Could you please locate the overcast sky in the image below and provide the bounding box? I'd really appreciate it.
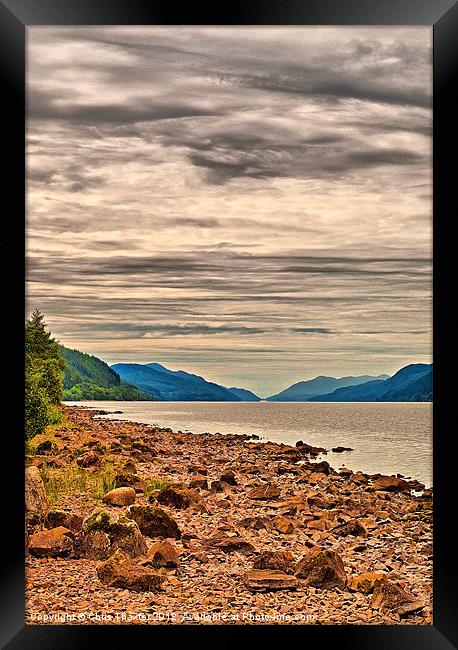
[26,27,432,397]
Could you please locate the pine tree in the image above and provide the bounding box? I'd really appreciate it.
[25,309,66,438]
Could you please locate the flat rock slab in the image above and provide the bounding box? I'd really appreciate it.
[247,484,281,500]
[29,526,73,558]
[243,569,299,591]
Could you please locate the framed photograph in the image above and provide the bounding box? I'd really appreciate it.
[1,0,456,646]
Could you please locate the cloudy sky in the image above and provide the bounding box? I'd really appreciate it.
[26,27,432,397]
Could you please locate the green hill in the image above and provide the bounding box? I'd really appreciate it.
[60,346,160,401]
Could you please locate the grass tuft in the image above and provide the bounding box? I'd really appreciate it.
[40,459,117,504]
[144,477,174,498]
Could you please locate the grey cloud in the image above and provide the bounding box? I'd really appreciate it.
[29,88,224,125]
[228,71,431,109]
[346,149,422,167]
[292,328,333,334]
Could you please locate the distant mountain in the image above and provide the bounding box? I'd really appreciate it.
[112,362,242,402]
[60,346,157,401]
[267,374,389,402]
[227,387,261,402]
[308,364,432,402]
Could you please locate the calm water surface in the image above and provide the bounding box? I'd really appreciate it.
[66,401,432,488]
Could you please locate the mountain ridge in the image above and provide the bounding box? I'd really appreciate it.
[307,363,432,402]
[112,362,242,402]
[267,373,389,402]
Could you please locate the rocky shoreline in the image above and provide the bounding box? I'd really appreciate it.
[25,406,432,625]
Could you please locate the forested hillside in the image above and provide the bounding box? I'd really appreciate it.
[61,346,157,401]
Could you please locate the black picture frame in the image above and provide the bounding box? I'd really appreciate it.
[1,0,455,646]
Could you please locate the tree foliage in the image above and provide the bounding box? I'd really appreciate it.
[25,309,66,439]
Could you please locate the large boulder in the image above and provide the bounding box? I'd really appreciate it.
[25,466,48,526]
[156,485,200,509]
[372,476,411,492]
[253,550,295,574]
[127,504,181,539]
[74,509,147,559]
[295,547,347,589]
[243,570,298,591]
[371,576,425,616]
[45,509,83,533]
[247,484,281,500]
[73,530,111,560]
[103,487,136,507]
[96,549,166,592]
[28,526,73,557]
[142,541,179,569]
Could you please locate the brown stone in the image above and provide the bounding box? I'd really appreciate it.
[28,526,73,558]
[334,519,367,537]
[295,547,347,589]
[243,570,298,591]
[351,472,369,484]
[208,533,256,554]
[96,548,166,592]
[103,487,136,506]
[309,460,332,475]
[35,439,58,455]
[45,510,83,533]
[371,576,423,615]
[220,470,238,486]
[189,475,208,490]
[350,572,386,594]
[127,504,181,539]
[253,550,295,574]
[247,484,281,500]
[73,530,111,560]
[188,465,208,475]
[25,466,48,525]
[142,541,179,568]
[239,516,272,531]
[210,480,226,493]
[372,476,411,492]
[76,451,100,467]
[131,439,156,454]
[273,515,295,534]
[307,517,330,531]
[156,485,199,509]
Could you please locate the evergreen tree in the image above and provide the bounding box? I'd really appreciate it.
[25,309,66,438]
